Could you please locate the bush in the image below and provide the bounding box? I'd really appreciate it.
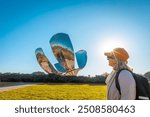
[0,73,106,84]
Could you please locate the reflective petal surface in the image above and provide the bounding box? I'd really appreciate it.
[54,63,67,73]
[35,48,57,74]
[50,33,75,70]
[75,50,87,69]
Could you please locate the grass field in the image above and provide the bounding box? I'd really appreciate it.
[0,83,107,100]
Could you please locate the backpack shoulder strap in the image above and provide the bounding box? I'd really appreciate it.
[115,69,122,95]
[115,69,130,95]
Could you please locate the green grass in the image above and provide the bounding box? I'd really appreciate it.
[0,84,107,100]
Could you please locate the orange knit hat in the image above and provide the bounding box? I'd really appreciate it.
[104,47,129,62]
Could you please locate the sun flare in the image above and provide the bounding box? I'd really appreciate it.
[99,36,128,56]
[102,40,124,52]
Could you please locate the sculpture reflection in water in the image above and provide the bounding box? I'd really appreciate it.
[35,33,87,76]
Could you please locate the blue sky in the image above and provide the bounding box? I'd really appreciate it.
[0,0,150,76]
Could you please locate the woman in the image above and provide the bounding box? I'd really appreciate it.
[104,47,136,100]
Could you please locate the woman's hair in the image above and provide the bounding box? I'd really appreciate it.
[113,52,133,72]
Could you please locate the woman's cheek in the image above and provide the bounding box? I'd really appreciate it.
[109,60,116,66]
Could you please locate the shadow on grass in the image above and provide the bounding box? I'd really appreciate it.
[37,82,106,86]
[0,82,106,88]
[0,82,43,88]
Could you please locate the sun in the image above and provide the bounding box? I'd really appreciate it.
[101,40,124,52]
[99,36,128,56]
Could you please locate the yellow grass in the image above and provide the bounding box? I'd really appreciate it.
[0,84,107,100]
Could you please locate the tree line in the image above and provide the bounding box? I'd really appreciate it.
[0,72,106,84]
[0,71,149,84]
[144,71,150,81]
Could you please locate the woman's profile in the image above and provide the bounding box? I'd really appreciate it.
[104,47,136,100]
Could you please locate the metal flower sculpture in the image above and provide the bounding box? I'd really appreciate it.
[35,33,87,76]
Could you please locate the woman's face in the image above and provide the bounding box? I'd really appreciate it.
[107,55,117,67]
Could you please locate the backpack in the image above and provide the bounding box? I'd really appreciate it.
[115,69,150,100]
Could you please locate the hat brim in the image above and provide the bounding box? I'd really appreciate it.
[104,52,112,57]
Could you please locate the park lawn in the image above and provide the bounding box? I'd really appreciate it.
[0,84,107,100]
